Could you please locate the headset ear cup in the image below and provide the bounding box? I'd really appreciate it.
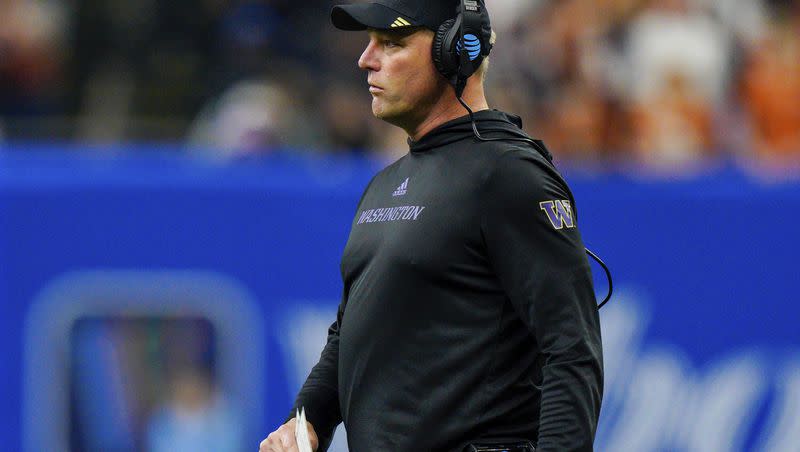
[432,18,457,81]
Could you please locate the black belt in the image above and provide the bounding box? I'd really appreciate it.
[462,438,535,452]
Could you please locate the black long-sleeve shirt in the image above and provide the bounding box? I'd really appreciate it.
[290,110,603,451]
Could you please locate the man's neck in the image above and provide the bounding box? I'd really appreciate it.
[407,87,489,141]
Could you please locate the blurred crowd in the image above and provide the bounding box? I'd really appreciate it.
[1,0,799,166]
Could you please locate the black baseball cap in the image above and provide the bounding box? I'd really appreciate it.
[331,0,458,32]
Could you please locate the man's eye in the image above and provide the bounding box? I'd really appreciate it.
[383,40,400,48]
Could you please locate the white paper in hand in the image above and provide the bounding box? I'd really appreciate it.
[295,407,313,452]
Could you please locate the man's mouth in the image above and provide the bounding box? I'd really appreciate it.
[368,83,384,94]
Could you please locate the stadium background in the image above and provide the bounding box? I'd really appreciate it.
[1,0,799,451]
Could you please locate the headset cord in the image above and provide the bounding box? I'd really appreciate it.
[457,95,613,309]
[457,96,554,161]
[586,247,613,309]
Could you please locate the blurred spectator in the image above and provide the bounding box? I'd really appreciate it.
[620,0,729,165]
[625,0,731,104]
[146,368,242,452]
[629,70,714,165]
[740,16,800,158]
[69,316,224,452]
[186,78,322,157]
[0,0,70,120]
[546,80,609,163]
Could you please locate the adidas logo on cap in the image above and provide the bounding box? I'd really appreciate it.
[390,16,412,28]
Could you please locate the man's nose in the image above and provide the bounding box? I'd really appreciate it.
[358,40,380,71]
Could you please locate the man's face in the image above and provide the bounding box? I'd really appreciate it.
[358,28,449,128]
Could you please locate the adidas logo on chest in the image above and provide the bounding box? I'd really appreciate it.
[392,177,409,197]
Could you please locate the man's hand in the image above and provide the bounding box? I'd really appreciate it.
[259,418,319,452]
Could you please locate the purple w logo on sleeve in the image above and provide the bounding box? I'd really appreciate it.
[539,200,575,229]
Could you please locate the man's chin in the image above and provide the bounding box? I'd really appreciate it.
[372,105,395,122]
[372,102,405,125]
[371,99,386,118]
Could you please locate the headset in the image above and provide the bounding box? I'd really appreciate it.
[431,0,613,309]
[432,0,492,99]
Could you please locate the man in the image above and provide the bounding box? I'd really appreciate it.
[260,1,603,451]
